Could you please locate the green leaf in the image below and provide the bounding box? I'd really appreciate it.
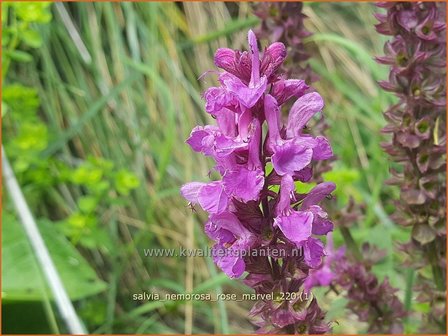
[4,49,33,63]
[67,212,96,229]
[72,166,103,186]
[2,84,40,118]
[21,28,42,48]
[114,169,140,195]
[2,212,107,301]
[78,196,98,213]
[13,2,52,23]
[13,122,48,151]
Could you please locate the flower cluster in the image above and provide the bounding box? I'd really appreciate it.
[181,30,335,333]
[375,2,446,247]
[375,2,446,331]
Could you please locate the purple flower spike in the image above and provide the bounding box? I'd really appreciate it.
[181,29,336,333]
[375,3,446,332]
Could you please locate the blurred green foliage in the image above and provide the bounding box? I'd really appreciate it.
[2,2,140,333]
[2,2,51,76]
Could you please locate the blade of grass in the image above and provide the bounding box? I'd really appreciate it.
[42,75,141,157]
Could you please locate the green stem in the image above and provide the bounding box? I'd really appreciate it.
[403,268,415,324]
[427,241,445,291]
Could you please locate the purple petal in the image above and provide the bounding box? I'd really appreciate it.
[214,133,247,157]
[271,79,309,105]
[248,29,260,85]
[308,205,333,235]
[222,73,267,108]
[293,166,313,182]
[312,217,333,236]
[286,92,324,138]
[264,94,281,143]
[261,42,287,77]
[304,263,334,291]
[197,182,229,214]
[216,108,237,137]
[301,182,336,209]
[276,174,295,214]
[180,182,206,203]
[247,118,262,168]
[214,48,236,72]
[397,9,419,31]
[274,211,313,245]
[187,125,247,159]
[223,167,264,202]
[301,237,325,268]
[205,219,234,243]
[312,136,333,160]
[186,126,213,152]
[204,86,236,114]
[237,107,253,141]
[271,309,296,329]
[272,141,313,176]
[210,212,247,237]
[206,212,246,242]
[212,244,246,278]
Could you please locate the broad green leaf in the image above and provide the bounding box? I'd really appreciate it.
[2,212,107,301]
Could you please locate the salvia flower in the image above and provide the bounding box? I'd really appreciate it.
[375,2,446,330]
[181,30,336,333]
